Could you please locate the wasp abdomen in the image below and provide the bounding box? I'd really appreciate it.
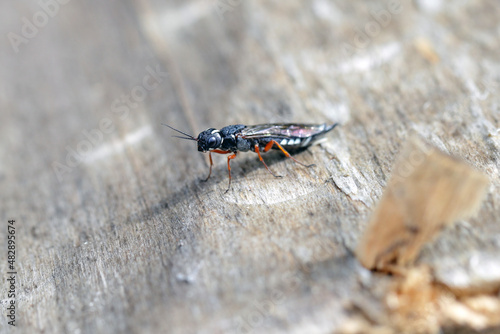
[279,137,310,147]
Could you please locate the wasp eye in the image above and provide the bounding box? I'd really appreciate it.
[207,136,218,148]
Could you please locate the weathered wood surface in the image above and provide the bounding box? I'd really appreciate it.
[1,0,499,333]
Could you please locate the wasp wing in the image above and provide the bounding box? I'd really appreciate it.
[241,123,334,139]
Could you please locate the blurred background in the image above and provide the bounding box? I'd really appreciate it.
[1,1,499,333]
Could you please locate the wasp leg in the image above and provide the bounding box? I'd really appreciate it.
[202,152,214,182]
[225,152,238,193]
[254,144,283,178]
[203,149,231,182]
[264,140,316,168]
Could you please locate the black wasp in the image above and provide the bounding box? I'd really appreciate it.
[163,123,338,192]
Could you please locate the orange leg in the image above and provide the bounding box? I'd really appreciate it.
[203,150,230,182]
[225,152,237,193]
[254,144,282,178]
[263,140,316,168]
[203,152,214,182]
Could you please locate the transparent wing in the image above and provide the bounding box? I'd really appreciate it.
[241,123,332,139]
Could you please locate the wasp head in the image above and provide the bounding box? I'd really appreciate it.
[162,124,223,153]
[197,128,222,152]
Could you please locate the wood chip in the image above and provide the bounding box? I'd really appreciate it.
[356,137,489,270]
[414,37,440,63]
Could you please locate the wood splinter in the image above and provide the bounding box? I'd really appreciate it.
[356,137,489,271]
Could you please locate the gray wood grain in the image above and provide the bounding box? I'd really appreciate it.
[1,0,499,333]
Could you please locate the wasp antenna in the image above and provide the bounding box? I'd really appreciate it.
[162,123,197,140]
[172,135,197,141]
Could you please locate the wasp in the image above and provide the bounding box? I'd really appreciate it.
[163,123,338,192]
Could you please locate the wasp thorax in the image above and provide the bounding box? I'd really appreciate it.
[197,128,222,152]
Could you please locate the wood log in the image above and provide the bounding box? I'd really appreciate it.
[1,1,499,333]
